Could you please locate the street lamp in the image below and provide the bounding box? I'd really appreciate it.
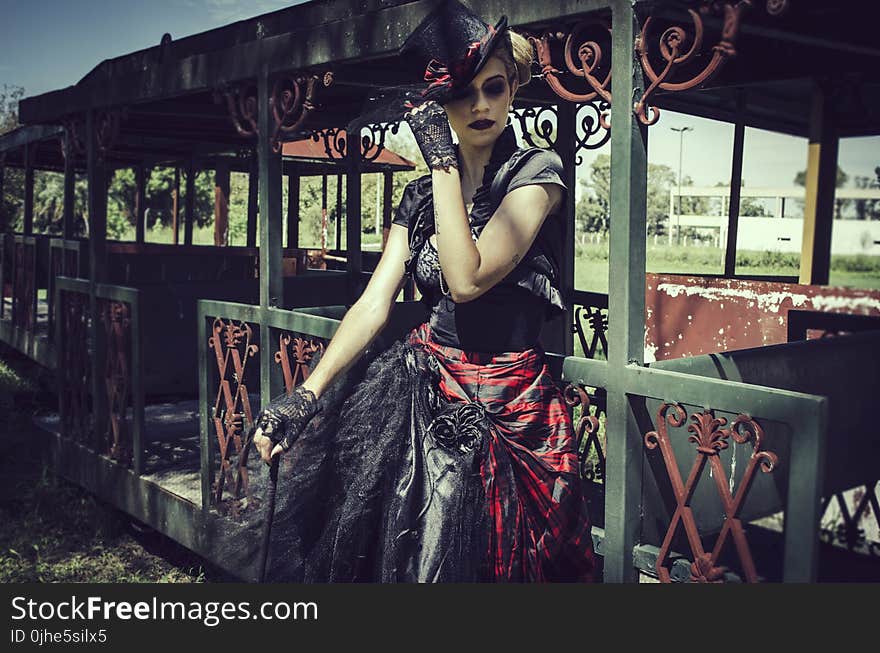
[670,126,693,245]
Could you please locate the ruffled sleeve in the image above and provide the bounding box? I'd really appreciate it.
[392,176,431,229]
[504,148,567,196]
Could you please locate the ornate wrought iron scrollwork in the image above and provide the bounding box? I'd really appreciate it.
[271,73,334,151]
[512,105,559,149]
[573,304,608,360]
[220,83,259,139]
[574,101,611,162]
[564,384,605,483]
[644,405,778,582]
[527,2,785,126]
[219,72,332,151]
[528,21,613,110]
[309,120,400,163]
[275,333,325,395]
[634,2,752,126]
[360,121,400,163]
[310,127,347,160]
[208,318,259,507]
[819,483,880,557]
[60,111,121,160]
[513,101,608,160]
[101,299,132,465]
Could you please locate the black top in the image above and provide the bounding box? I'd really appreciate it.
[392,126,566,352]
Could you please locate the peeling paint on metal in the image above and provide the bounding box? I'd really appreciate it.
[645,274,880,361]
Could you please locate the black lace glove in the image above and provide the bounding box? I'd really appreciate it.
[252,386,320,452]
[404,101,458,172]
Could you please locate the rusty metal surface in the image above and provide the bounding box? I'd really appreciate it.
[275,333,325,395]
[645,273,880,361]
[209,318,259,507]
[635,2,749,125]
[101,299,132,465]
[528,1,784,126]
[644,404,778,582]
[220,73,331,151]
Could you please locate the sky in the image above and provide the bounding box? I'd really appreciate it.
[2,0,878,192]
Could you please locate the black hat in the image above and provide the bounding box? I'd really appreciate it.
[401,0,509,103]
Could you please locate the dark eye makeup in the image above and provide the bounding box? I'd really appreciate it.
[483,79,507,97]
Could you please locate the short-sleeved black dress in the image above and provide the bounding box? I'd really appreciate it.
[245,125,595,583]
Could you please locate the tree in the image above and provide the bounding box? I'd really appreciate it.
[0,84,23,135]
[577,153,682,236]
[795,165,849,219]
[794,165,848,189]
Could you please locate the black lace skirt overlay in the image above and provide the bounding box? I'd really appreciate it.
[235,323,594,582]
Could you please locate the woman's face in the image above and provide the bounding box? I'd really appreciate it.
[443,55,516,149]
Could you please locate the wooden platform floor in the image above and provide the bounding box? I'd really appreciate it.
[36,398,203,506]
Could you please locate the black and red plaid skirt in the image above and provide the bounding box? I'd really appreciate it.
[250,322,595,582]
[408,323,595,582]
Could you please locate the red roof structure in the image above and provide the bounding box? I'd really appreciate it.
[281,131,416,168]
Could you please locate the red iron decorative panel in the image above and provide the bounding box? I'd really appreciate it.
[275,333,325,395]
[644,404,778,582]
[209,318,259,506]
[101,300,132,465]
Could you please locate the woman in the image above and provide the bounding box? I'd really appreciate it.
[249,0,594,582]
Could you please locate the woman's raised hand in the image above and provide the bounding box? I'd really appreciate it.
[404,101,458,172]
[251,386,320,464]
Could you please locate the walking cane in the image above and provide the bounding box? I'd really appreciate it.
[241,424,280,584]
[258,454,280,583]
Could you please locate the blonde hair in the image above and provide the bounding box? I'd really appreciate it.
[495,30,533,89]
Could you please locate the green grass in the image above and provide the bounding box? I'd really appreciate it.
[0,347,212,583]
[574,241,880,293]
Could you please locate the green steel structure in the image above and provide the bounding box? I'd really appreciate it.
[3,1,878,581]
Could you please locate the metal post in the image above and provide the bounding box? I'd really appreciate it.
[62,131,76,240]
[321,174,328,251]
[171,167,180,245]
[247,155,258,248]
[554,100,576,356]
[604,0,648,583]
[724,91,746,277]
[382,171,393,249]
[670,126,693,246]
[87,109,108,451]
[0,159,5,234]
[258,65,284,404]
[345,129,362,296]
[184,159,195,246]
[799,80,838,285]
[335,173,343,251]
[135,164,147,244]
[287,168,300,249]
[23,144,34,234]
[214,162,230,247]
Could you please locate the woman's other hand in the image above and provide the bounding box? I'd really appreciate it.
[251,386,320,464]
[252,432,284,463]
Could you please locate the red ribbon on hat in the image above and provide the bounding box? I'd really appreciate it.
[422,25,496,96]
